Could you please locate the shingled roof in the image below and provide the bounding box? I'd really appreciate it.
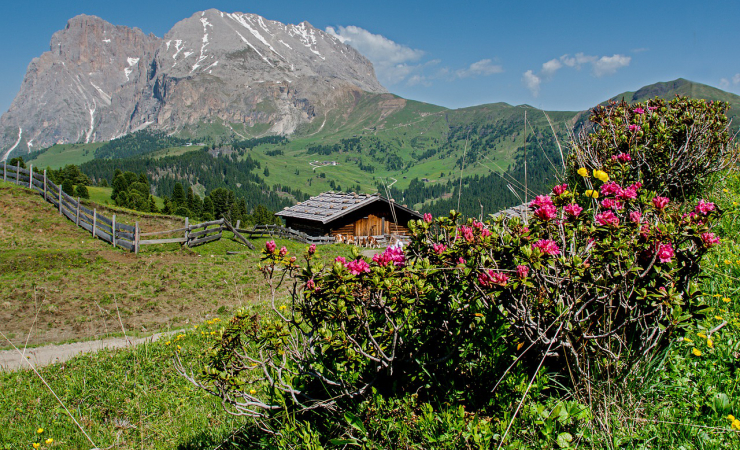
[276,192,422,224]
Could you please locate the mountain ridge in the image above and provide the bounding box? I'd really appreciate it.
[0,9,386,158]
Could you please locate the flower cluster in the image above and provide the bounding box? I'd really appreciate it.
[372,245,406,267]
[478,269,509,287]
[532,239,560,256]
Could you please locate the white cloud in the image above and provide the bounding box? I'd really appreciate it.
[522,70,541,97]
[720,74,740,90]
[455,59,503,78]
[523,52,631,97]
[593,54,631,77]
[327,25,502,87]
[540,58,563,77]
[326,25,424,85]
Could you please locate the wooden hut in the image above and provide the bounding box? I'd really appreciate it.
[275,192,423,238]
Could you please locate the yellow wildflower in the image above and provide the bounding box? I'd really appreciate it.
[728,414,736,421]
[723,297,731,303]
[714,294,722,298]
[683,337,693,343]
[37,428,43,434]
[715,316,724,321]
[517,342,524,351]
[474,313,483,317]
[45,438,53,444]
[707,339,714,349]
[697,332,707,338]
[733,419,740,431]
[593,169,609,182]
[584,189,599,199]
[279,305,287,310]
[692,348,702,356]
[577,167,589,177]
[249,388,257,395]
[723,189,729,193]
[33,444,40,449]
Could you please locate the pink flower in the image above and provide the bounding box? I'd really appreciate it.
[472,220,485,230]
[372,246,406,267]
[305,279,316,290]
[279,246,288,256]
[648,106,658,111]
[695,199,716,216]
[631,182,643,190]
[459,226,475,243]
[656,243,674,263]
[432,243,447,255]
[701,232,720,247]
[530,195,554,208]
[520,227,530,234]
[596,210,620,227]
[308,244,316,255]
[479,269,509,287]
[564,203,583,217]
[458,257,466,265]
[532,239,560,256]
[481,228,492,238]
[423,213,433,223]
[629,124,641,132]
[611,153,632,163]
[629,211,642,224]
[516,265,530,278]
[600,198,623,210]
[617,186,638,200]
[633,107,645,115]
[652,196,670,210]
[289,256,296,263]
[552,183,569,195]
[335,256,346,265]
[346,259,371,275]
[534,204,558,221]
[266,240,277,253]
[600,182,623,197]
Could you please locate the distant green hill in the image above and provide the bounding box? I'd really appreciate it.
[27,78,740,218]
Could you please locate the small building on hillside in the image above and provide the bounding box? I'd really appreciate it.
[276,192,423,238]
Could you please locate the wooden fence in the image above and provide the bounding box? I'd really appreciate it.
[2,161,139,252]
[0,161,256,252]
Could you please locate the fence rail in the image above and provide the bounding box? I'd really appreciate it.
[2,161,140,252]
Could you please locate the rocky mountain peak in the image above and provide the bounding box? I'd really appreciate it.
[0,9,386,159]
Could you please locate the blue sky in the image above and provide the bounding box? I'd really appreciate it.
[2,0,739,114]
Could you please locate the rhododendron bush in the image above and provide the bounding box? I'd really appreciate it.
[185,100,725,426]
[569,96,737,199]
[188,179,720,419]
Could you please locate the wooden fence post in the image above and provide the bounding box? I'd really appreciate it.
[112,214,117,248]
[3,160,6,182]
[184,217,189,246]
[58,185,62,214]
[134,222,140,254]
[92,209,97,239]
[43,170,47,201]
[28,165,33,189]
[236,219,240,229]
[16,164,20,186]
[75,198,80,227]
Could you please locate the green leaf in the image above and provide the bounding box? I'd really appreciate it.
[557,432,573,448]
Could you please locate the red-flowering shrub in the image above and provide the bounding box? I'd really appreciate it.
[569,96,737,199]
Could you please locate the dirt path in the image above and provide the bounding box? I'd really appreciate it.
[0,331,173,371]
